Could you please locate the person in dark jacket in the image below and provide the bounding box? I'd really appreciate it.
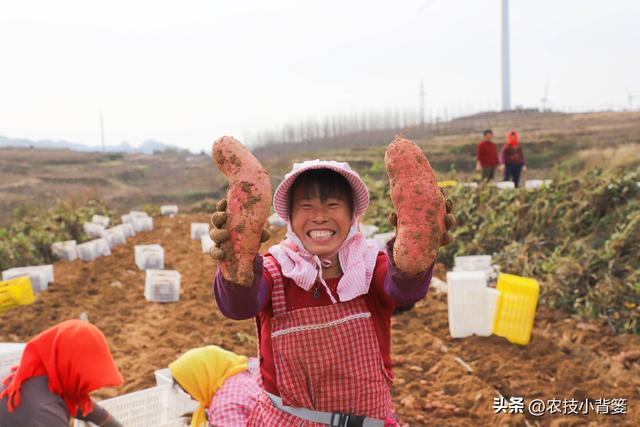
[500,129,527,187]
[476,129,500,182]
[0,320,124,427]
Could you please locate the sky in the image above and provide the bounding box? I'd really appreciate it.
[0,0,639,152]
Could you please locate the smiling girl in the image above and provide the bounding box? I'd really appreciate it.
[210,159,454,427]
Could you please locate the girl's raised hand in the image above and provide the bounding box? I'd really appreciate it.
[208,199,271,261]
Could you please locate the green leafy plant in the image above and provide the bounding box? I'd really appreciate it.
[0,200,114,271]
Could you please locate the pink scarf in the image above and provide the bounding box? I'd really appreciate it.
[268,224,379,303]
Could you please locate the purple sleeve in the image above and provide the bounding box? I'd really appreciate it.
[213,254,270,320]
[383,237,433,306]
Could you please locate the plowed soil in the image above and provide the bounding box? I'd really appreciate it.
[1,215,639,426]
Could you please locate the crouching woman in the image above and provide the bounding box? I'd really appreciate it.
[0,320,124,427]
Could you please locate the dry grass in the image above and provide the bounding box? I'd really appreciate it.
[577,143,640,170]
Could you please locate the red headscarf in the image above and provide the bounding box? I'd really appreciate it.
[0,320,123,417]
[507,130,520,146]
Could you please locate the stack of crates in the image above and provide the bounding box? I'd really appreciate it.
[447,271,500,338]
[91,214,110,228]
[160,205,179,216]
[135,245,165,271]
[0,343,26,379]
[51,240,78,261]
[190,223,209,241]
[2,265,53,293]
[74,385,196,427]
[144,270,181,303]
[83,222,106,239]
[201,234,215,254]
[104,227,127,249]
[77,238,111,262]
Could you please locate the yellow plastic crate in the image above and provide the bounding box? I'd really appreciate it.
[493,273,539,345]
[438,180,458,188]
[0,277,36,314]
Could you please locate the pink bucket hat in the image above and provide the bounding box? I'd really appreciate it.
[273,159,369,221]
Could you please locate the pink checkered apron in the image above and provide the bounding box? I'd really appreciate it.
[247,257,395,426]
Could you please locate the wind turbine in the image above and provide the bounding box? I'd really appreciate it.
[541,71,551,112]
[418,80,426,126]
[501,0,511,111]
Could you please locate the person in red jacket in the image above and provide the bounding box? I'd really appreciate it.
[476,129,500,182]
[500,129,527,187]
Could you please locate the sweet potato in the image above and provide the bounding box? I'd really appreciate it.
[212,136,272,286]
[384,136,446,275]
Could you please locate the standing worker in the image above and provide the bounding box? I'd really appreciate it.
[476,129,500,182]
[501,129,527,187]
[0,320,124,427]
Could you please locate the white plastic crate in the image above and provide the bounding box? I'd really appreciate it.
[447,271,500,338]
[453,255,492,272]
[77,238,111,262]
[133,216,154,233]
[120,223,136,238]
[525,179,553,190]
[73,385,195,427]
[51,240,77,261]
[370,231,395,250]
[359,224,379,238]
[494,181,516,190]
[190,223,209,240]
[483,288,501,336]
[37,265,54,284]
[160,205,179,216]
[0,343,26,380]
[6,265,54,285]
[2,267,51,293]
[91,214,110,228]
[93,238,111,258]
[145,270,180,303]
[122,211,148,224]
[154,368,173,386]
[76,241,96,261]
[83,222,106,239]
[201,234,215,254]
[104,227,126,249]
[135,245,164,271]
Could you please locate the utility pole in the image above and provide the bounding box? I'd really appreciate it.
[501,0,511,111]
[100,111,106,152]
[419,79,426,126]
[627,90,637,111]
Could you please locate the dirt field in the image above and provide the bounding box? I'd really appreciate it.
[1,214,639,426]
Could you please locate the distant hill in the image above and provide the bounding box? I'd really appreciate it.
[0,134,183,155]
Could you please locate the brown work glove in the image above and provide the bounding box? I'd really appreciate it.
[388,188,456,247]
[208,199,271,261]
